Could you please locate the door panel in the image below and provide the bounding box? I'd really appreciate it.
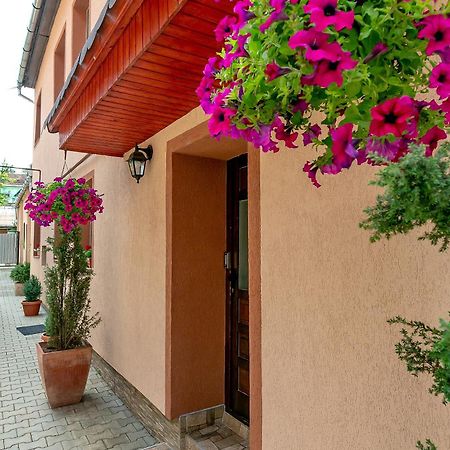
[226,154,249,423]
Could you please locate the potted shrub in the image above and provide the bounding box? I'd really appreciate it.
[25,177,103,408]
[22,275,42,316]
[41,314,52,343]
[10,262,30,296]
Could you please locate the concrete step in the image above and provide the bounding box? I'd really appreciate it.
[185,423,248,450]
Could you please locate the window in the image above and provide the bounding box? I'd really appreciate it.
[54,28,66,101]
[72,0,90,65]
[34,92,41,145]
[33,222,41,258]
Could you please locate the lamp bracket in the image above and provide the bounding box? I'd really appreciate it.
[136,144,153,160]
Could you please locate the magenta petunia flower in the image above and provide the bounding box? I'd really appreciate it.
[365,138,409,162]
[369,96,416,137]
[196,77,215,113]
[291,98,309,114]
[328,123,357,172]
[304,0,354,31]
[437,47,450,63]
[221,34,249,68]
[288,29,343,62]
[265,62,291,80]
[203,57,218,78]
[430,63,450,99]
[273,117,298,148]
[417,15,450,55]
[208,105,236,137]
[234,0,255,29]
[420,126,447,156]
[303,161,321,188]
[301,51,357,87]
[363,42,389,63]
[302,124,321,145]
[215,16,237,42]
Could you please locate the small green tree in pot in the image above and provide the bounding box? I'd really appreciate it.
[22,275,42,316]
[25,177,103,408]
[10,262,30,296]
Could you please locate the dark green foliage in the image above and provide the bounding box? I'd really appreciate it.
[45,227,100,351]
[416,439,437,450]
[10,263,30,284]
[388,315,450,404]
[44,313,54,336]
[360,144,450,251]
[23,275,42,302]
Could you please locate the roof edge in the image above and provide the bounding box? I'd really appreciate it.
[18,0,61,89]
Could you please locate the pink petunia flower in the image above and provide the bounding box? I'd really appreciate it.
[301,51,357,87]
[302,124,321,145]
[420,126,447,156]
[328,123,357,172]
[303,161,321,188]
[369,96,417,137]
[363,42,389,63]
[234,0,255,29]
[304,0,354,31]
[208,105,236,137]
[215,16,237,42]
[265,62,291,80]
[430,63,450,99]
[273,117,298,148]
[437,47,450,63]
[288,29,343,62]
[417,15,450,55]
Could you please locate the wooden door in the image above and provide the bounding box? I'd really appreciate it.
[225,154,249,423]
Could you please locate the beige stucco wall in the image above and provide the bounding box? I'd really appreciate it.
[260,149,450,449]
[27,0,450,444]
[28,0,208,414]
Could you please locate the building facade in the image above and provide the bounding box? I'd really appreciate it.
[18,0,450,448]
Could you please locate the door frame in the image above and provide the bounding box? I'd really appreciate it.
[225,153,249,423]
[166,124,262,448]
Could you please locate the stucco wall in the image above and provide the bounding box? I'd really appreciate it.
[29,0,210,415]
[260,149,450,449]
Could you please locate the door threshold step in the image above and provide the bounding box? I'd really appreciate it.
[186,424,248,450]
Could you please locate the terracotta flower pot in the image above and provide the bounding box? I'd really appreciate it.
[41,333,50,343]
[21,300,42,316]
[15,283,24,296]
[36,342,92,408]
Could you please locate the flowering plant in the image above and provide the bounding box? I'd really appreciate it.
[198,0,450,186]
[25,178,103,233]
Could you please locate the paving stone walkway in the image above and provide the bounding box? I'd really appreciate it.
[0,268,158,450]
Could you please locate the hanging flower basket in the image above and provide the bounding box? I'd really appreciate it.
[25,178,104,232]
[198,0,450,187]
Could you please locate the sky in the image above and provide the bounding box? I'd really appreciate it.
[0,1,35,169]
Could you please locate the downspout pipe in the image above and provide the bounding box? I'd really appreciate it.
[17,0,44,89]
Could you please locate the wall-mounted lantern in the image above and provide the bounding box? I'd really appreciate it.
[127,144,153,184]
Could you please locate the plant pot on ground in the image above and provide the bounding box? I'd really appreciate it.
[26,177,103,408]
[21,275,42,316]
[38,226,100,408]
[10,263,30,296]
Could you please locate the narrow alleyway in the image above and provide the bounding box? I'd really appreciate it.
[0,268,158,450]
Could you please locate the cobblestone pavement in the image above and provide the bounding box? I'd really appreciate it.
[0,268,158,450]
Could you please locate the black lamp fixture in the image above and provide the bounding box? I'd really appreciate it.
[127,144,153,183]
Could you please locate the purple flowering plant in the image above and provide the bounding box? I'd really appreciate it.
[25,178,104,234]
[198,0,450,187]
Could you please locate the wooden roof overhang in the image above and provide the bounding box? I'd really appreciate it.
[46,0,233,157]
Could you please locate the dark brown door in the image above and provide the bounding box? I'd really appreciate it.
[225,154,249,423]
